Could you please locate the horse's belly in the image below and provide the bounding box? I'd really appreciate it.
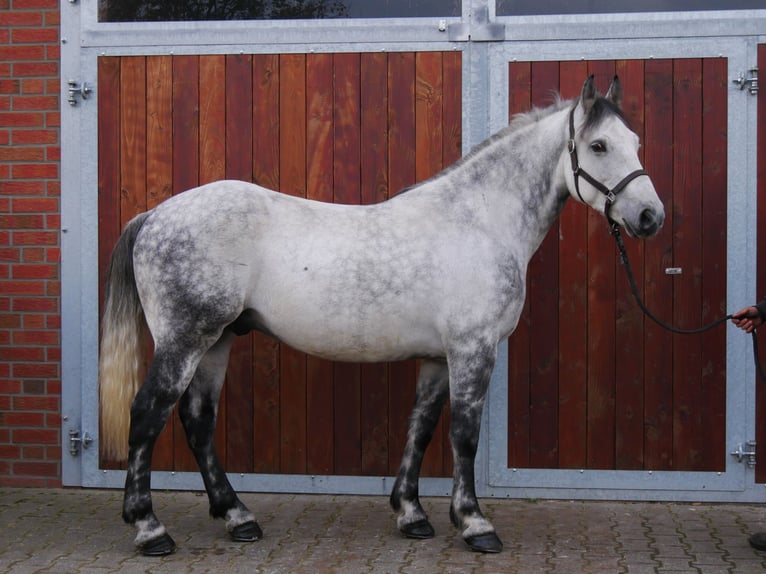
[260,308,443,363]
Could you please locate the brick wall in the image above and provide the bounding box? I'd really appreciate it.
[0,0,62,487]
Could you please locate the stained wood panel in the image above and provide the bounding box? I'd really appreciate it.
[98,52,461,478]
[507,58,727,472]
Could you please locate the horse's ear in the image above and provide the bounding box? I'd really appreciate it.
[605,75,623,109]
[580,74,597,114]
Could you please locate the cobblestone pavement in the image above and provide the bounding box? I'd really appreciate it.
[2,488,766,573]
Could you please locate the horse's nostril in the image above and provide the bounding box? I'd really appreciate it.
[640,208,657,233]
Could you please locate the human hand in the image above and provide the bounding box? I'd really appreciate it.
[731,306,763,333]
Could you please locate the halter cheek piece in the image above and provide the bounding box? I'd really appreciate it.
[567,105,649,230]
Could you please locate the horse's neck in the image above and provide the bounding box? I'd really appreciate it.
[459,108,570,263]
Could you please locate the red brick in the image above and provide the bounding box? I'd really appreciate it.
[45,111,59,126]
[12,197,57,213]
[0,313,21,328]
[46,146,59,161]
[0,379,21,393]
[0,346,44,361]
[12,163,58,179]
[0,12,42,27]
[22,247,44,262]
[12,27,58,44]
[13,363,59,379]
[22,445,45,459]
[12,129,57,145]
[45,247,59,262]
[0,248,20,262]
[2,412,45,427]
[0,477,51,487]
[45,44,59,61]
[46,214,59,228]
[12,297,56,312]
[0,445,21,459]
[21,313,45,328]
[0,214,44,228]
[13,0,58,9]
[0,181,45,195]
[0,146,44,161]
[12,95,57,111]
[13,462,58,477]
[44,10,59,26]
[13,230,58,245]
[46,343,60,358]
[11,428,57,444]
[13,329,58,345]
[45,280,59,296]
[21,78,43,94]
[13,395,58,410]
[12,62,57,77]
[0,111,43,127]
[0,280,44,295]
[0,30,9,44]
[0,46,45,61]
[12,263,57,279]
[0,80,20,94]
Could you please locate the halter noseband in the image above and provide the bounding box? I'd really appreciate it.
[567,104,648,230]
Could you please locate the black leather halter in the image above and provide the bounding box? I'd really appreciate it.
[567,104,648,228]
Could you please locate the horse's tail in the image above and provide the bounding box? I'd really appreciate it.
[99,212,151,462]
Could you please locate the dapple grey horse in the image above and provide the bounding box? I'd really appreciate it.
[99,75,664,556]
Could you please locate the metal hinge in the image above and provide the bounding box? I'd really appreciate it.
[448,6,505,42]
[732,67,758,95]
[731,440,756,467]
[68,429,93,457]
[67,80,92,106]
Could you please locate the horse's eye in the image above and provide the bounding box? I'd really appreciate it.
[590,140,607,153]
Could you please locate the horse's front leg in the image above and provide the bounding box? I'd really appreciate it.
[447,340,503,553]
[178,332,261,543]
[390,359,449,539]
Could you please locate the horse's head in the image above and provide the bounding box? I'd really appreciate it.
[564,75,665,238]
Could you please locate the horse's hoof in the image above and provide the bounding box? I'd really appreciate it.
[139,532,177,556]
[400,518,435,539]
[230,520,263,542]
[465,531,503,553]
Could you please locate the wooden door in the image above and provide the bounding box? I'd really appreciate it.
[98,52,462,477]
[507,58,728,472]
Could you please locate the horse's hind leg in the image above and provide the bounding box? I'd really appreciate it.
[447,339,502,553]
[178,332,262,543]
[390,359,449,539]
[122,341,212,556]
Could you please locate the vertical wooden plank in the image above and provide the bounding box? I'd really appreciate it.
[672,59,704,470]
[643,58,674,471]
[527,60,560,468]
[305,53,335,475]
[360,52,390,476]
[507,61,532,469]
[279,53,308,474]
[387,52,417,474]
[700,57,727,472]
[557,60,588,470]
[585,60,617,470]
[119,56,147,225]
[98,56,122,469]
[332,52,363,475]
[614,59,646,470]
[252,54,281,473]
[415,52,445,476]
[172,56,199,195]
[196,55,227,468]
[146,56,173,208]
[756,44,766,483]
[224,53,255,474]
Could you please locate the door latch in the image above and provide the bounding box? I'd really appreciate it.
[68,429,93,456]
[67,80,92,106]
[733,68,758,95]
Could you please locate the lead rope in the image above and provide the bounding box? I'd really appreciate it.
[610,222,766,382]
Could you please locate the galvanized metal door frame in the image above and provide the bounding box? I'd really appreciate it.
[480,31,766,502]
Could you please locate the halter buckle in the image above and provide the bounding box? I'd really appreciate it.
[567,139,576,154]
[606,191,616,204]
